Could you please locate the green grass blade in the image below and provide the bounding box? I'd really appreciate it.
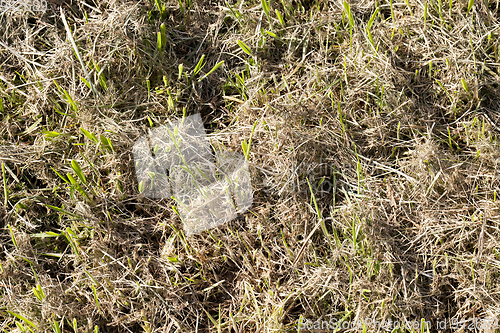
[51,166,70,184]
[467,0,474,13]
[64,227,80,256]
[193,54,206,75]
[237,40,253,56]
[100,134,114,152]
[43,131,61,138]
[160,23,166,47]
[51,320,61,333]
[276,9,284,26]
[367,7,379,30]
[2,162,7,207]
[343,0,354,36]
[71,159,86,185]
[6,311,36,328]
[197,61,224,82]
[157,32,162,55]
[8,224,17,248]
[45,204,79,217]
[461,78,469,92]
[80,128,98,143]
[92,284,101,312]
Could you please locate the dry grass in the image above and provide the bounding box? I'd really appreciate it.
[0,0,500,331]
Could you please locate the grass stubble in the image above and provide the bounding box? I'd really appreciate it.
[0,0,499,331]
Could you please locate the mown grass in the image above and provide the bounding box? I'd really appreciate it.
[0,0,499,331]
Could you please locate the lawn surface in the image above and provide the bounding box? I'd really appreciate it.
[1,0,500,331]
